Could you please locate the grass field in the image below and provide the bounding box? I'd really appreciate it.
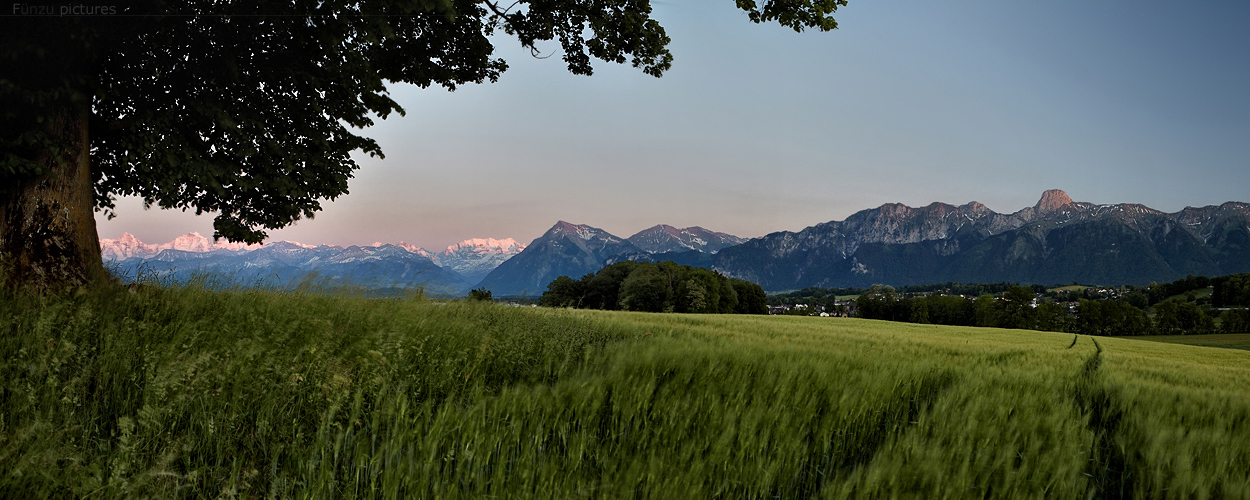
[1128,333,1250,350]
[2,284,1248,498]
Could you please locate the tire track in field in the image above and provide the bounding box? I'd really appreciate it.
[1073,337,1136,499]
[772,371,957,500]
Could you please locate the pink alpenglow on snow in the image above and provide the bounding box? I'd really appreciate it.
[98,233,528,285]
[99,232,264,261]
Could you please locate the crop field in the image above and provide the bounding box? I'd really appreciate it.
[2,284,1248,498]
[1129,333,1250,351]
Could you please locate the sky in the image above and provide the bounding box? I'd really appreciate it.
[95,0,1250,251]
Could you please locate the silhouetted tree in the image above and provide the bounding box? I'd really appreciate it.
[730,279,768,315]
[1,0,846,291]
[538,276,584,308]
[467,287,493,301]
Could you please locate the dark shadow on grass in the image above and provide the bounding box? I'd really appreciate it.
[771,371,959,500]
[1073,337,1138,499]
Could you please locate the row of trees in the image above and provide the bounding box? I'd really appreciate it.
[857,284,1248,336]
[538,261,768,315]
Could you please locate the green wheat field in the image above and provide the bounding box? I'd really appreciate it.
[2,283,1248,498]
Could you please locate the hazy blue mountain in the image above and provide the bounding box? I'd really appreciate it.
[711,190,1250,290]
[476,221,643,296]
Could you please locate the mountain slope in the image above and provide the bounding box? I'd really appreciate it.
[477,221,642,296]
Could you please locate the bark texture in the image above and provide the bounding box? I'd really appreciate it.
[0,105,107,291]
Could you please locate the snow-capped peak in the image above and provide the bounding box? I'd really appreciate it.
[100,232,262,260]
[398,241,440,264]
[446,237,526,254]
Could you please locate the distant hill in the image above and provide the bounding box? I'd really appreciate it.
[711,190,1250,290]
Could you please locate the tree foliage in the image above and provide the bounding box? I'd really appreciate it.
[1,1,848,291]
[1,0,846,245]
[538,261,767,315]
[467,287,493,301]
[1212,273,1250,308]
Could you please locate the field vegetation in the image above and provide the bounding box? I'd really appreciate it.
[2,282,1248,498]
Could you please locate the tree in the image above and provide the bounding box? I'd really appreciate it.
[0,0,847,291]
[618,263,668,312]
[1213,273,1250,308]
[1034,302,1072,333]
[999,285,1036,330]
[466,287,493,301]
[856,285,900,321]
[730,278,768,315]
[582,262,639,310]
[908,297,930,324]
[973,294,1002,328]
[926,295,975,326]
[538,275,584,308]
[1154,300,1215,335]
[1220,309,1250,334]
[538,260,762,315]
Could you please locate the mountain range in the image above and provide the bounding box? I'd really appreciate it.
[711,190,1250,290]
[477,190,1250,295]
[100,233,525,295]
[400,238,527,284]
[101,189,1250,296]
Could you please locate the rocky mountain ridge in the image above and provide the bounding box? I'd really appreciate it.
[626,224,747,254]
[711,190,1250,290]
[476,221,749,296]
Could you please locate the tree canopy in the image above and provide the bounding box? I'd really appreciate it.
[538,261,769,315]
[0,0,847,290]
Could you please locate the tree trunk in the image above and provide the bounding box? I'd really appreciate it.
[0,104,109,292]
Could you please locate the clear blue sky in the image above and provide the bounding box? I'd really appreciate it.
[96,0,1250,251]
